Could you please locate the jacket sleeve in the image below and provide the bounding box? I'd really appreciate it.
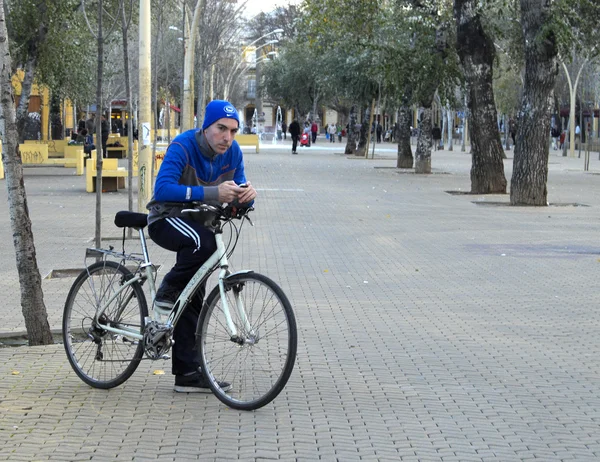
[153,142,206,202]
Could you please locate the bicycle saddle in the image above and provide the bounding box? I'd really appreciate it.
[114,211,148,229]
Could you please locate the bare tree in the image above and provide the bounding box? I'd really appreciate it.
[0,0,53,345]
[81,0,123,247]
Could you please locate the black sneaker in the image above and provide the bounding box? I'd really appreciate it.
[154,282,180,310]
[174,371,231,393]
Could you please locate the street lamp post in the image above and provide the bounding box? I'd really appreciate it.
[255,47,264,128]
[138,0,151,213]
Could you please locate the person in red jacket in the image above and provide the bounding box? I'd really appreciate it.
[311,121,318,144]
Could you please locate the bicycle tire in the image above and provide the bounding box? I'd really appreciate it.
[198,272,297,410]
[62,260,148,389]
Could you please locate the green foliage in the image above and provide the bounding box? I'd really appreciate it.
[551,0,600,59]
[7,0,96,104]
[261,41,322,117]
[300,0,380,51]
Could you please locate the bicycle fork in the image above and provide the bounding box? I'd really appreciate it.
[214,234,255,344]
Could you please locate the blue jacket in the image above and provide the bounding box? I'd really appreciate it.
[147,129,248,225]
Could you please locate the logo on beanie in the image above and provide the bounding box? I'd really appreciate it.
[224,105,236,115]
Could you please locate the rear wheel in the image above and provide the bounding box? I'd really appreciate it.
[62,260,147,388]
[198,272,297,410]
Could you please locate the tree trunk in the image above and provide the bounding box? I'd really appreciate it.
[364,98,375,158]
[94,0,105,249]
[455,0,507,194]
[355,105,369,156]
[447,109,454,151]
[396,104,413,168]
[504,114,511,150]
[15,60,37,143]
[182,0,205,131]
[197,66,206,128]
[415,98,433,174]
[0,0,53,345]
[345,105,357,154]
[441,107,447,148]
[510,0,558,205]
[461,95,467,152]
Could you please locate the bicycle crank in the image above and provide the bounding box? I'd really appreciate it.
[143,321,174,360]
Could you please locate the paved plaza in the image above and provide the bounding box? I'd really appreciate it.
[0,141,600,461]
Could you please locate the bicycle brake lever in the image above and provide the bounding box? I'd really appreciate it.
[246,215,254,227]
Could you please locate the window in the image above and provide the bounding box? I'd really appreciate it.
[247,80,256,99]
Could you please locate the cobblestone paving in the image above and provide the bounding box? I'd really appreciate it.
[0,144,599,460]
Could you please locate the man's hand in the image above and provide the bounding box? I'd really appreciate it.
[237,181,257,204]
[217,181,244,203]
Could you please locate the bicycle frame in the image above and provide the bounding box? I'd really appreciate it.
[91,227,252,343]
[165,231,253,339]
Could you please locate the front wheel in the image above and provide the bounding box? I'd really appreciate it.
[62,260,148,388]
[198,272,297,410]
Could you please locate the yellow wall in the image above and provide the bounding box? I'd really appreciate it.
[11,69,50,141]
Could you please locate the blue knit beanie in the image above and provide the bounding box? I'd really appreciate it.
[202,100,240,130]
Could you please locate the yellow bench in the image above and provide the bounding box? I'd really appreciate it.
[23,139,68,155]
[235,134,259,153]
[86,150,128,193]
[21,140,83,174]
[20,143,49,164]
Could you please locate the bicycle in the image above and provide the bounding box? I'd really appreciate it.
[62,204,297,411]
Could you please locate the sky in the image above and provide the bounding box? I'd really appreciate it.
[242,0,301,18]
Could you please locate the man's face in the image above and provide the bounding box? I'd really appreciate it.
[204,117,239,154]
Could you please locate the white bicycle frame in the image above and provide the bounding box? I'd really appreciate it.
[91,228,253,342]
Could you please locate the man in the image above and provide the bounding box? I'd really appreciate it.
[85,115,95,135]
[311,120,318,144]
[100,114,110,158]
[147,100,257,393]
[551,125,560,150]
[509,118,517,148]
[328,123,336,143]
[281,121,287,140]
[288,119,301,154]
[431,124,442,150]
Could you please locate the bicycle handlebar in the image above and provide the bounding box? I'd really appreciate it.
[181,203,254,222]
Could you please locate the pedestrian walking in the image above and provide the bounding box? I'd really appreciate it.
[311,121,318,144]
[328,123,336,143]
[551,125,560,150]
[432,125,442,150]
[281,121,287,140]
[288,119,301,154]
[509,118,517,147]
